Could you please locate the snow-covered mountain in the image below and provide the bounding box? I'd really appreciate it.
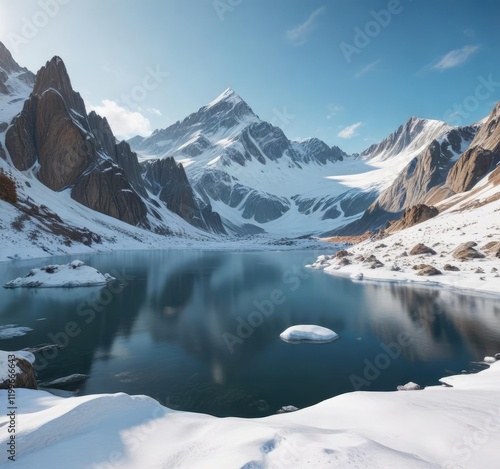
[360,116,454,162]
[129,94,471,236]
[330,122,481,236]
[0,43,233,261]
[1,39,499,253]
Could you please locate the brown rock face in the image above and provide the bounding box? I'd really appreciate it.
[143,158,226,233]
[6,58,95,188]
[387,204,439,233]
[72,161,148,228]
[409,244,437,256]
[5,98,38,170]
[417,265,441,276]
[445,146,495,193]
[6,56,149,227]
[329,125,477,237]
[144,157,199,220]
[32,56,86,115]
[452,243,485,260]
[444,102,500,195]
[0,357,37,390]
[482,241,500,256]
[36,91,95,190]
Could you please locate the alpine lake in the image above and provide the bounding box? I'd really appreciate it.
[1,249,499,418]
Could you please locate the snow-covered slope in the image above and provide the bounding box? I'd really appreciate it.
[361,117,453,162]
[130,92,460,236]
[312,171,500,295]
[2,361,499,468]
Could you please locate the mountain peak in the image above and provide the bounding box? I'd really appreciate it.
[32,55,86,115]
[207,87,244,108]
[0,41,20,74]
[361,115,452,162]
[0,41,35,96]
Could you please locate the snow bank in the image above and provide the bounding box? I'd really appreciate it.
[3,261,115,288]
[1,362,500,468]
[280,325,339,343]
[312,196,500,296]
[397,382,421,391]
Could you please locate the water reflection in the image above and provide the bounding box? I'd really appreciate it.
[0,250,499,417]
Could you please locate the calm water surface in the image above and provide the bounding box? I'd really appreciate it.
[1,250,499,417]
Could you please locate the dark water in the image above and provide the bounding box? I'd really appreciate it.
[1,250,500,418]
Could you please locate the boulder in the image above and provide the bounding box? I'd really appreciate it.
[443,264,460,272]
[416,265,442,276]
[336,249,349,258]
[0,351,37,390]
[388,204,439,232]
[409,244,437,256]
[482,241,500,258]
[452,243,485,260]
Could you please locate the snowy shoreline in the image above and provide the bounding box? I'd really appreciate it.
[0,234,340,265]
[311,197,500,297]
[1,361,499,468]
[312,267,500,298]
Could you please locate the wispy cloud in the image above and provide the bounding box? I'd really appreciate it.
[89,99,152,139]
[338,122,364,139]
[326,104,343,120]
[354,59,382,79]
[286,7,325,46]
[148,107,162,116]
[463,28,475,38]
[431,45,479,71]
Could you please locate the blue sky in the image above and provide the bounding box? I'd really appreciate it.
[1,0,500,153]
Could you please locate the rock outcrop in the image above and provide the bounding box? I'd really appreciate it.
[442,102,500,196]
[6,57,149,226]
[0,352,37,390]
[0,41,35,95]
[143,158,225,233]
[452,242,485,260]
[328,124,477,236]
[387,204,439,233]
[409,244,436,256]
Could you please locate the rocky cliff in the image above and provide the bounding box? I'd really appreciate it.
[443,103,500,194]
[326,124,478,236]
[3,53,223,233]
[5,57,149,227]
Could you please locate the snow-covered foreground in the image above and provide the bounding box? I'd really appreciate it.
[311,189,500,296]
[1,362,499,468]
